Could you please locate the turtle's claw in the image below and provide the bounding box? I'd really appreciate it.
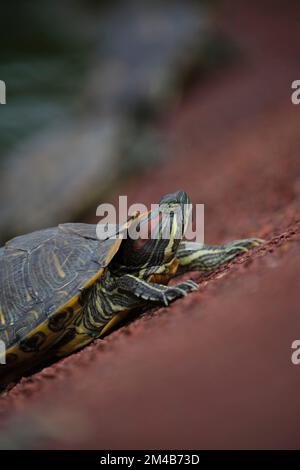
[184,279,199,291]
[163,280,198,305]
[162,293,169,307]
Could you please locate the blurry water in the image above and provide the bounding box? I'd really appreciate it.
[0,0,97,160]
[0,0,219,240]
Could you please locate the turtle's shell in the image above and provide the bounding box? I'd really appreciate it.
[0,223,123,357]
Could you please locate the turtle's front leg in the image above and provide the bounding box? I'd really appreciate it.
[176,238,264,274]
[115,274,198,307]
[97,274,198,337]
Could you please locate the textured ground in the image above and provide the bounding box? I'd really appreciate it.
[0,0,300,449]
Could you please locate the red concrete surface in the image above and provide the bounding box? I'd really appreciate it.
[0,0,300,449]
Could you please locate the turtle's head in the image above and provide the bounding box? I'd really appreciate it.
[114,191,192,272]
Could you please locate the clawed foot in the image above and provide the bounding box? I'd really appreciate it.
[161,280,198,306]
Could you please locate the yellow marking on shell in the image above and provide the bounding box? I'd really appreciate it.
[1,227,131,373]
[30,310,40,320]
[57,294,81,311]
[55,333,93,357]
[81,237,123,290]
[8,320,53,355]
[53,253,66,278]
[26,291,33,302]
[0,306,5,326]
[82,269,104,290]
[5,298,83,360]
[105,237,124,263]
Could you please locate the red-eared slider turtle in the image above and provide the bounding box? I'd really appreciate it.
[0,191,262,389]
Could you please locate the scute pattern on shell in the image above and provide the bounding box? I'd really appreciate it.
[0,223,122,350]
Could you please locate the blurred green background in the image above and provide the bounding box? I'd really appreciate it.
[0,0,230,242]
